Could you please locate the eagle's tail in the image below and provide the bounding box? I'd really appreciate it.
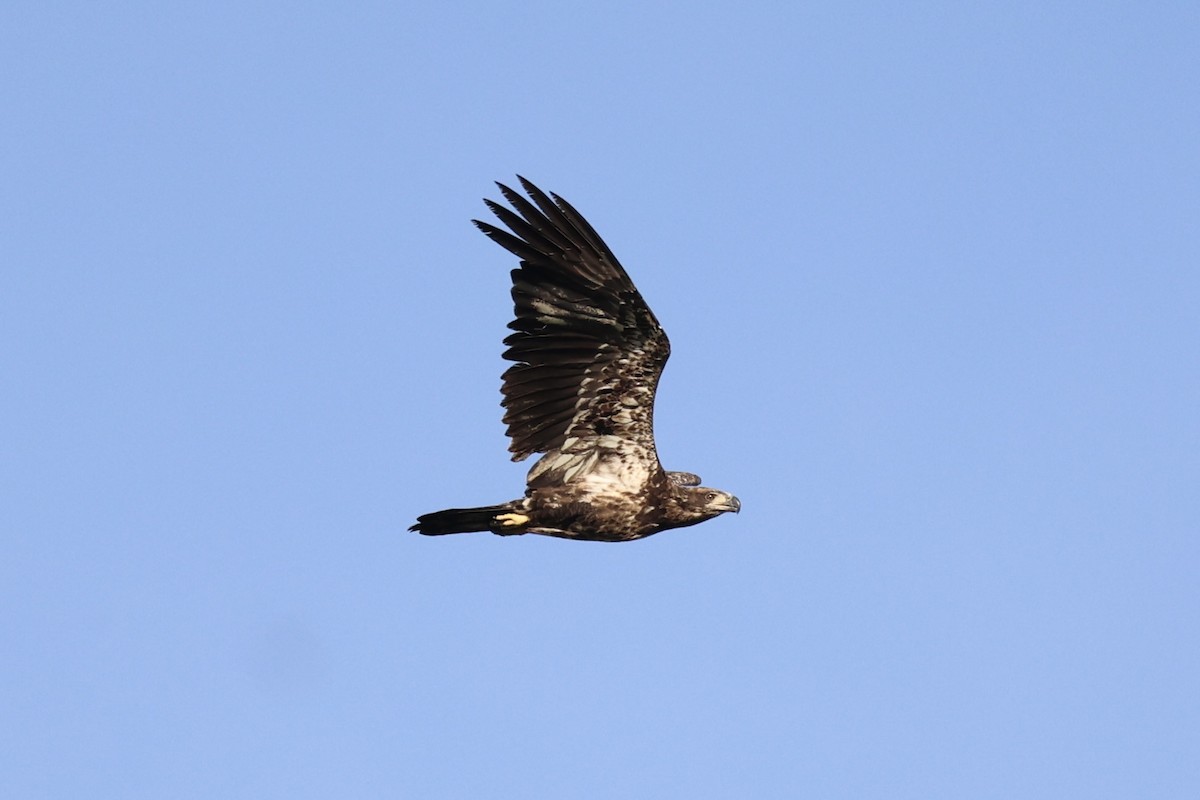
[409,503,521,536]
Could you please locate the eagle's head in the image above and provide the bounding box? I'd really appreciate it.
[680,486,741,521]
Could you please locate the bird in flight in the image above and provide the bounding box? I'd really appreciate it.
[410,178,740,542]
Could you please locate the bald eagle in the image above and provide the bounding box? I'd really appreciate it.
[410,178,740,542]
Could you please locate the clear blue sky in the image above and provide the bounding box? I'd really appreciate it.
[3,2,1197,798]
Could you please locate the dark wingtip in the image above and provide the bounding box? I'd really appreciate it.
[493,180,521,205]
[516,174,538,193]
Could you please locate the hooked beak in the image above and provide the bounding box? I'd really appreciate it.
[723,496,741,514]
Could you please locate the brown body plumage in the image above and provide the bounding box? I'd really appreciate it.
[410,178,739,542]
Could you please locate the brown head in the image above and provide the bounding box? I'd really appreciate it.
[667,485,741,529]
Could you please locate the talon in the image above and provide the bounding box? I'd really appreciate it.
[494,512,530,528]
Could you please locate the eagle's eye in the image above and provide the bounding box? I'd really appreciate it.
[705,491,717,502]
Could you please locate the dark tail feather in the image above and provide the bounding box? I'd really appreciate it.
[410,504,513,535]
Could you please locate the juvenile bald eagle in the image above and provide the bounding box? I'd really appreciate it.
[410,178,739,542]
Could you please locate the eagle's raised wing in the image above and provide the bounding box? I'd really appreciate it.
[473,177,670,464]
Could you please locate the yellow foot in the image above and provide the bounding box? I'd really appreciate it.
[494,512,530,528]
